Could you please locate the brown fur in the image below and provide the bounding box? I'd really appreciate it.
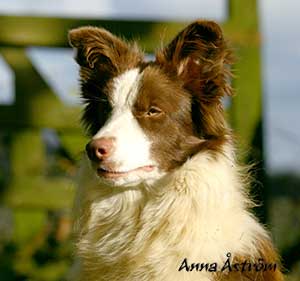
[156,21,234,141]
[69,27,143,135]
[132,66,201,171]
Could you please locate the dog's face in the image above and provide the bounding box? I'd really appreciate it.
[69,21,232,187]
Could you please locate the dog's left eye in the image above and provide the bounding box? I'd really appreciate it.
[146,106,162,117]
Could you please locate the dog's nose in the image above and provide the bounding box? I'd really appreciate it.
[86,137,115,162]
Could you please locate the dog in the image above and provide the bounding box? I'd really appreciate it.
[68,20,284,281]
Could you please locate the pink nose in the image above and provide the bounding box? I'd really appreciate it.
[86,137,115,162]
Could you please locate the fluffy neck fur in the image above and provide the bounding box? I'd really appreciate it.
[74,142,277,281]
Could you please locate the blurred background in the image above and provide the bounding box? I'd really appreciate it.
[0,0,299,280]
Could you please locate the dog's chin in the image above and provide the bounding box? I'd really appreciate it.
[94,166,165,188]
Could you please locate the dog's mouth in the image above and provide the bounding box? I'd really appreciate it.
[96,165,155,178]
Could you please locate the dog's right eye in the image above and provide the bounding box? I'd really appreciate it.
[146,106,162,117]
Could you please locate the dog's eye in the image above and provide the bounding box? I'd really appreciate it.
[146,106,162,117]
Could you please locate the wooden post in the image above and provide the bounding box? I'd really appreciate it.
[225,0,267,222]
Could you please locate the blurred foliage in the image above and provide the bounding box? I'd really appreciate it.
[0,129,78,281]
[267,173,300,277]
[0,209,73,281]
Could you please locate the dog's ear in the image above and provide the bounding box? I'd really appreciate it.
[156,20,233,99]
[156,21,233,139]
[68,26,142,75]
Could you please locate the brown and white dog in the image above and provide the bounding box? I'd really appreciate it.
[68,20,284,281]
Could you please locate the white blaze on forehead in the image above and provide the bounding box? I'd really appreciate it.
[111,68,142,108]
[93,68,160,184]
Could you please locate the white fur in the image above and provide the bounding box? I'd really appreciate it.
[93,68,164,186]
[74,143,270,281]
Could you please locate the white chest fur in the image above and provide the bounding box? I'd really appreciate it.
[74,145,268,281]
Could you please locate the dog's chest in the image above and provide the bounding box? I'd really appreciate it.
[78,192,203,281]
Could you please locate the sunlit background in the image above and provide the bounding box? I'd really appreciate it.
[0,0,299,280]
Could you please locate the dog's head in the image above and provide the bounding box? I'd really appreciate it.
[69,20,233,187]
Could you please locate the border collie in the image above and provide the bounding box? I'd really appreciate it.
[68,20,284,281]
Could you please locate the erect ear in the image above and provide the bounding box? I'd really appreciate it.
[68,26,142,74]
[156,21,233,139]
[156,20,233,99]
